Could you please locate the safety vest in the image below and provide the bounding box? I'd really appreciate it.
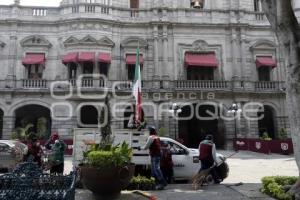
[149,136,161,157]
[199,141,213,161]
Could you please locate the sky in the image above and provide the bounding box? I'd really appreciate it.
[0,0,61,7]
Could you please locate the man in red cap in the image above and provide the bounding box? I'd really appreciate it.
[45,131,66,174]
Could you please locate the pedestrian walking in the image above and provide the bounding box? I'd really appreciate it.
[44,132,66,174]
[160,141,174,184]
[138,126,167,190]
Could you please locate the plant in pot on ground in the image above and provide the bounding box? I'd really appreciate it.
[126,175,156,191]
[79,96,135,199]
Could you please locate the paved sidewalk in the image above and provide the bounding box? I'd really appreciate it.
[75,184,274,200]
[68,150,295,200]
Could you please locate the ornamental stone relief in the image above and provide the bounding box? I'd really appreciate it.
[192,40,208,51]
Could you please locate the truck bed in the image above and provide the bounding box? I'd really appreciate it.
[72,128,150,166]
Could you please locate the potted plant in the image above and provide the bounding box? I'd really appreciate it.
[79,96,135,199]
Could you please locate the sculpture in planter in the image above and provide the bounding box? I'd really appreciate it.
[79,96,135,199]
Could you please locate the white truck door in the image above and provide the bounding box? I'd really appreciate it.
[167,141,193,179]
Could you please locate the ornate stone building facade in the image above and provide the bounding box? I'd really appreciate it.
[0,0,288,149]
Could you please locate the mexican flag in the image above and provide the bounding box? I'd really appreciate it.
[133,47,142,122]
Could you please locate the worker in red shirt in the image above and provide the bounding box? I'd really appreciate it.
[198,134,220,184]
[138,126,167,190]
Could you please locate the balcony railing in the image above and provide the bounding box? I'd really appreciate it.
[22,79,47,88]
[9,79,285,93]
[68,78,106,88]
[176,80,230,90]
[255,81,284,91]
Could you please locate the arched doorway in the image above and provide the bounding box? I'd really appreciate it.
[15,105,51,139]
[178,104,225,148]
[258,105,276,139]
[79,105,99,127]
[0,109,3,139]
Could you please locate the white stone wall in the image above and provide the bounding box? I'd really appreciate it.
[0,0,289,148]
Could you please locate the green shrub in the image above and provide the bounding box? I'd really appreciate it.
[261,176,298,200]
[127,175,156,190]
[86,141,133,168]
[278,128,288,139]
[260,132,272,141]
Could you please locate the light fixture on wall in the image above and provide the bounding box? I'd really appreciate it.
[169,103,182,140]
[228,103,242,151]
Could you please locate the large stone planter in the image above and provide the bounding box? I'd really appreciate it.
[80,163,135,199]
[235,138,294,155]
[269,139,294,155]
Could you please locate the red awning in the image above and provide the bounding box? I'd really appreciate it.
[22,53,45,65]
[126,54,144,65]
[256,56,277,68]
[62,52,78,65]
[98,53,111,64]
[184,53,218,67]
[78,52,95,62]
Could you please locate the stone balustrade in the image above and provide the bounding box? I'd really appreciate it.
[8,79,285,93]
[0,4,269,25]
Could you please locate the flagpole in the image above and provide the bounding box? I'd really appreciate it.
[133,41,142,126]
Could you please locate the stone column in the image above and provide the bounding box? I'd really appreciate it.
[6,36,18,88]
[162,25,169,78]
[231,29,243,91]
[240,34,246,78]
[2,116,15,139]
[153,26,159,79]
[231,30,241,79]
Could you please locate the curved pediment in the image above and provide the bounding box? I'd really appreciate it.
[121,37,148,48]
[250,39,277,51]
[20,35,52,48]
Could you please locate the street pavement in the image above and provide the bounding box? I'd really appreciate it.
[64,150,298,200]
[75,183,274,200]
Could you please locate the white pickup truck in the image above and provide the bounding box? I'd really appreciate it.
[72,128,226,180]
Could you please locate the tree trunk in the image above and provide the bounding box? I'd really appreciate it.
[261,0,300,195]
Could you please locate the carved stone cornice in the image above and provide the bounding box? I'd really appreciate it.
[63,35,115,48]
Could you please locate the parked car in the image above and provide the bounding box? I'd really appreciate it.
[159,137,228,181]
[0,140,28,172]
